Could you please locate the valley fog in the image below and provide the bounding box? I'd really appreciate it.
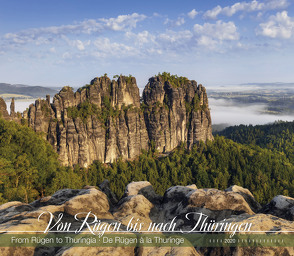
[209,98,294,126]
[5,99,294,126]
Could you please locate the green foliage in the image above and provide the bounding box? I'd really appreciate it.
[80,84,91,90]
[67,99,120,124]
[1,116,293,206]
[185,95,201,114]
[41,101,51,117]
[156,72,202,114]
[0,118,77,203]
[125,74,133,84]
[67,100,100,123]
[84,135,294,204]
[21,118,28,126]
[140,102,150,112]
[218,121,294,164]
[61,86,74,92]
[101,96,120,123]
[157,72,189,88]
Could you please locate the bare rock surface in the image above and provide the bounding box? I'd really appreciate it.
[0,182,292,256]
[163,187,256,231]
[113,195,155,227]
[99,179,118,206]
[225,185,262,212]
[0,98,9,120]
[0,74,214,167]
[124,181,162,205]
[202,213,294,256]
[260,195,294,221]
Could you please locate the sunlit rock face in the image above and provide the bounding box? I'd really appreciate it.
[0,74,213,167]
[0,182,293,256]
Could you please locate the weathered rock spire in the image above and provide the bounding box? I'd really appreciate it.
[0,74,213,167]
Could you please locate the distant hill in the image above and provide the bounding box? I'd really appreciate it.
[0,83,59,99]
[240,82,294,88]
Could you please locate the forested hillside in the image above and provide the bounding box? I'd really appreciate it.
[0,118,81,204]
[84,135,294,205]
[218,121,294,164]
[0,118,293,205]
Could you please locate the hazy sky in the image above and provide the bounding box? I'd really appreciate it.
[1,0,294,89]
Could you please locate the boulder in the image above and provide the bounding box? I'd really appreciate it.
[124,181,162,205]
[99,179,118,206]
[162,185,197,221]
[163,188,255,227]
[201,213,294,256]
[225,185,261,212]
[260,195,294,221]
[30,187,112,218]
[1,182,291,256]
[113,195,156,227]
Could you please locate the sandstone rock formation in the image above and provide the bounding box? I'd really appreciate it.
[0,74,213,167]
[162,187,258,232]
[225,185,262,212]
[0,98,9,120]
[0,182,292,256]
[123,181,162,205]
[260,195,294,221]
[143,75,213,152]
[203,213,294,256]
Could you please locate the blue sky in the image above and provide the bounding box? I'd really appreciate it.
[0,0,294,89]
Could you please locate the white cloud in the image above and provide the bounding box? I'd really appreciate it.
[188,9,198,19]
[204,6,223,20]
[164,17,185,27]
[197,36,217,49]
[125,31,156,46]
[257,12,263,18]
[257,11,294,39]
[194,21,239,41]
[204,0,289,19]
[93,37,139,58]
[153,12,161,17]
[266,0,289,9]
[3,19,103,41]
[100,13,146,31]
[62,52,72,59]
[71,39,91,51]
[75,40,85,50]
[1,13,147,49]
[0,11,245,62]
[127,20,239,54]
[158,30,193,43]
[175,17,185,26]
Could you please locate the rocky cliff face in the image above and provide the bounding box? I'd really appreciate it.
[0,181,293,256]
[0,98,9,120]
[143,75,213,152]
[0,74,213,167]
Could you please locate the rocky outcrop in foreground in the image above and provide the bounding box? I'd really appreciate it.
[0,182,293,256]
[0,74,213,167]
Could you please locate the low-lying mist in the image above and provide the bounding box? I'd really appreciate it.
[209,98,294,126]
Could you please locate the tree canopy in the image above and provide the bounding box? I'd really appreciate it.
[1,117,294,206]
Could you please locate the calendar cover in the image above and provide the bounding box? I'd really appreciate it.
[0,0,293,255]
